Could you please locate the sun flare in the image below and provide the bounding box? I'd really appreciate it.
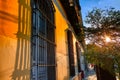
[105,36,111,42]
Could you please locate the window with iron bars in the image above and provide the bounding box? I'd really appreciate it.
[76,42,81,73]
[31,0,56,80]
[67,30,75,77]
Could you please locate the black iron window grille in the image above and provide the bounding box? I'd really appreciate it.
[67,30,75,77]
[31,0,56,80]
[76,42,81,72]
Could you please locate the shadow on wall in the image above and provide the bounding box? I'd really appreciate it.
[0,0,18,37]
[64,76,68,80]
[11,0,31,80]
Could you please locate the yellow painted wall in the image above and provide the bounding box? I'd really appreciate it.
[0,0,81,80]
[72,36,79,80]
[54,4,69,80]
[53,1,79,80]
[0,0,31,80]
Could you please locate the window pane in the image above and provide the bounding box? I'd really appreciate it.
[39,15,46,36]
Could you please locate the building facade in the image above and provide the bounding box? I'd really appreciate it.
[0,0,85,80]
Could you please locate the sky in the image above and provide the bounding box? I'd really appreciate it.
[80,0,120,26]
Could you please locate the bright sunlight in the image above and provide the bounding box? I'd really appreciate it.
[105,36,111,42]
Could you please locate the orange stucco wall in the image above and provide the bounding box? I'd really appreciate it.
[0,0,31,80]
[54,3,69,80]
[0,0,81,80]
[53,1,79,80]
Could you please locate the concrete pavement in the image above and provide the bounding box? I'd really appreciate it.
[84,69,97,80]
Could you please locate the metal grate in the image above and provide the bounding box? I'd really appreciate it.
[31,0,56,80]
[67,30,75,77]
[76,42,81,72]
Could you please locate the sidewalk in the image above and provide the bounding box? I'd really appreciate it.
[84,69,97,80]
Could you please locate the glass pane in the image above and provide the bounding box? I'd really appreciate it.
[39,15,46,36]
